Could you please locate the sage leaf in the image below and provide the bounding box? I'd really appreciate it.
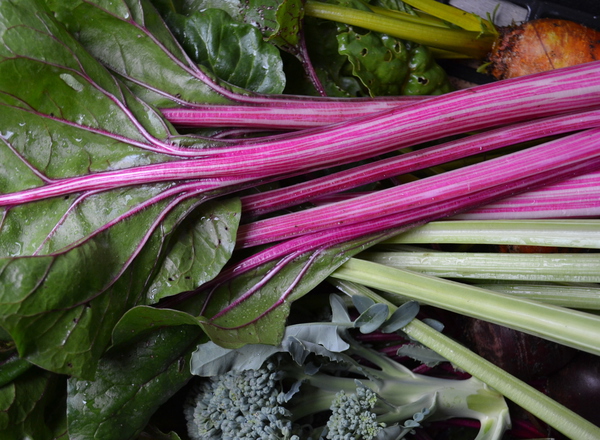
[380,300,420,333]
[354,303,389,334]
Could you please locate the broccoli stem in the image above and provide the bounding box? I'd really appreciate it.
[329,277,600,440]
[279,335,508,433]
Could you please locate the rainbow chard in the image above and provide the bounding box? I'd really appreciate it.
[0,1,600,438]
[0,0,242,378]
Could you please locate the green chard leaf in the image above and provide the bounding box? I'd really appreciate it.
[161,8,286,94]
[48,0,282,107]
[241,0,304,48]
[333,0,452,96]
[0,0,235,378]
[67,324,202,440]
[145,197,241,304]
[188,231,389,348]
[291,17,364,97]
[0,368,68,439]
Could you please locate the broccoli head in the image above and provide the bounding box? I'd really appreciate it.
[185,362,298,440]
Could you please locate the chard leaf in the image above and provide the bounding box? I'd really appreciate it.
[293,17,364,97]
[242,0,304,49]
[0,195,202,378]
[190,231,388,348]
[111,307,203,347]
[0,368,67,439]
[0,0,226,378]
[163,8,286,94]
[145,197,241,304]
[337,28,411,97]
[48,0,247,107]
[66,325,201,440]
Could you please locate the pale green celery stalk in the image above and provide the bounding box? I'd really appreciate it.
[328,278,600,440]
[330,258,600,355]
[303,1,495,58]
[474,283,600,310]
[384,219,600,249]
[359,251,600,283]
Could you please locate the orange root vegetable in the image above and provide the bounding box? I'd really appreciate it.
[488,18,600,80]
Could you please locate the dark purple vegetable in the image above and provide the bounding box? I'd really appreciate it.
[454,317,576,381]
[544,352,600,427]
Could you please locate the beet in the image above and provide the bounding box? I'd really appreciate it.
[544,352,600,427]
[488,18,600,80]
[456,317,576,382]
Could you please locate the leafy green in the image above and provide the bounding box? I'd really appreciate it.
[337,28,451,96]
[326,0,451,96]
[0,0,239,378]
[0,368,67,439]
[67,325,202,440]
[192,232,386,348]
[145,198,241,304]
[288,17,365,96]
[48,0,244,107]
[149,4,286,93]
[242,0,304,49]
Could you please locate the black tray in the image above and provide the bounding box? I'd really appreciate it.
[438,0,599,84]
[511,0,598,30]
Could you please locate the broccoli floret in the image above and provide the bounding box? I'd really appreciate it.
[185,362,298,440]
[186,340,508,440]
[326,385,384,440]
[187,295,511,440]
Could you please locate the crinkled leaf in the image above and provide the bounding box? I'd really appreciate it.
[337,28,411,97]
[242,0,304,48]
[327,0,452,96]
[379,300,420,333]
[190,320,349,376]
[146,198,241,303]
[0,368,67,439]
[162,8,286,94]
[354,302,389,333]
[67,325,201,440]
